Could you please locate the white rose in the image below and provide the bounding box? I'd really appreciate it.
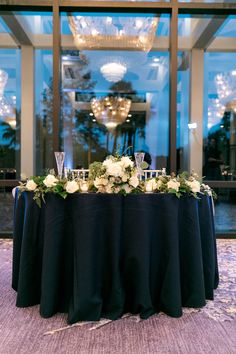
[43,174,58,188]
[129,175,139,188]
[65,180,79,194]
[102,158,113,168]
[167,179,180,192]
[105,183,114,193]
[201,183,212,196]
[94,177,108,188]
[26,179,37,191]
[186,179,200,193]
[122,174,128,182]
[122,183,132,194]
[20,173,27,181]
[114,186,121,194]
[120,156,134,168]
[106,162,123,177]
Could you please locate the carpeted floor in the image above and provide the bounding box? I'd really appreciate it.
[0,239,235,354]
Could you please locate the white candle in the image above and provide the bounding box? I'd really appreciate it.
[80,181,88,192]
[145,183,153,193]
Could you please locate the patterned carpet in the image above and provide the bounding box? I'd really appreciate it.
[0,239,235,354]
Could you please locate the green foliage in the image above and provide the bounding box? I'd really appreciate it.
[89,161,105,180]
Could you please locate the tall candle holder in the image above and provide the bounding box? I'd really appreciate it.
[54,152,65,179]
[134,152,145,180]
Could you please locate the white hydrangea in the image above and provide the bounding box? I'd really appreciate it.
[25,179,37,191]
[167,179,180,192]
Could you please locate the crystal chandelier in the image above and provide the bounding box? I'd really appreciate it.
[0,69,13,117]
[215,73,236,101]
[207,71,236,128]
[0,69,8,96]
[91,96,131,130]
[100,62,127,83]
[68,15,158,52]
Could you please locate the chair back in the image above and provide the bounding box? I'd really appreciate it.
[64,168,89,180]
[143,169,166,180]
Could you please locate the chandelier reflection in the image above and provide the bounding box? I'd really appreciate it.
[91,96,131,130]
[100,62,127,83]
[69,15,158,52]
[0,69,13,117]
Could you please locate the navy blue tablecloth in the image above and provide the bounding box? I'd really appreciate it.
[12,192,219,324]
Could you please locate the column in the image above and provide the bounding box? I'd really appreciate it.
[21,45,35,177]
[189,49,204,177]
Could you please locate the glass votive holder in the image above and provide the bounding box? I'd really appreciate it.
[145,184,153,193]
[80,180,89,193]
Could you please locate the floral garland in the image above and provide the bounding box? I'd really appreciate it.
[18,155,216,207]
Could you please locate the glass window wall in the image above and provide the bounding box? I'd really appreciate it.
[0,11,52,235]
[60,12,170,170]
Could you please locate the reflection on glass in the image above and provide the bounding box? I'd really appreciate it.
[60,13,170,171]
[215,188,236,233]
[68,14,158,52]
[204,52,236,181]
[0,49,20,176]
[177,52,190,174]
[35,49,53,175]
[61,0,169,2]
[179,0,232,2]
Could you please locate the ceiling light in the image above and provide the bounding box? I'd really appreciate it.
[100,62,127,83]
[91,96,131,130]
[69,15,158,52]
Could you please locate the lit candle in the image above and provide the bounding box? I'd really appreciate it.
[145,183,153,193]
[80,181,88,193]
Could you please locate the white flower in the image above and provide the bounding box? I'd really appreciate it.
[120,156,134,168]
[43,174,58,188]
[129,175,139,188]
[167,179,180,192]
[201,183,212,196]
[114,186,121,194]
[20,173,27,181]
[102,158,113,168]
[12,187,17,198]
[94,177,108,188]
[105,183,114,194]
[65,180,79,194]
[122,183,132,194]
[26,179,37,191]
[106,162,123,177]
[121,174,128,182]
[186,179,200,193]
